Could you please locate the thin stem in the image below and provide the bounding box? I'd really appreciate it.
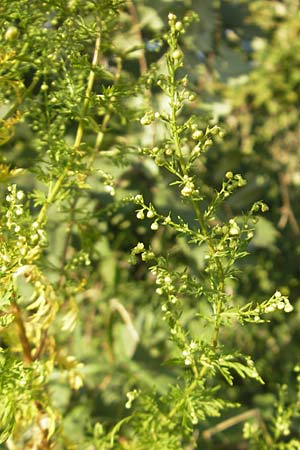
[11,297,52,447]
[278,172,300,235]
[169,73,188,176]
[36,26,102,228]
[168,379,198,420]
[126,3,158,145]
[58,56,123,284]
[128,0,147,75]
[203,408,259,440]
[73,28,101,152]
[2,76,39,121]
[168,59,225,349]
[32,329,48,361]
[202,408,274,446]
[11,300,32,364]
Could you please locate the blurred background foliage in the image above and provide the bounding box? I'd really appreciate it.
[1,0,300,448]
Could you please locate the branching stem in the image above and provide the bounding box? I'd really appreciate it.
[36,25,102,228]
[168,58,225,349]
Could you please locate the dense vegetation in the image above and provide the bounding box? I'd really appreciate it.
[1,1,300,449]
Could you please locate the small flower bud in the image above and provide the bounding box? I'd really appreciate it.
[175,21,183,31]
[168,13,176,21]
[209,125,221,135]
[229,224,240,236]
[136,210,145,220]
[191,415,199,425]
[135,242,145,253]
[16,190,24,200]
[140,113,154,126]
[147,210,154,218]
[104,185,115,196]
[190,341,197,350]
[150,222,159,231]
[181,180,195,197]
[172,49,182,60]
[134,194,143,203]
[192,130,203,140]
[188,93,196,101]
[284,303,293,313]
[5,25,19,41]
[15,206,23,216]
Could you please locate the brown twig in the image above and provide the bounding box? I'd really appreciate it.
[202,408,273,446]
[11,302,52,448]
[11,300,32,364]
[278,172,300,235]
[202,409,260,440]
[32,329,48,361]
[127,0,147,75]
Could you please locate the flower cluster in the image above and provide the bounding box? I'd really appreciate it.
[265,290,293,314]
[1,185,47,275]
[182,340,198,366]
[5,184,25,230]
[125,389,140,409]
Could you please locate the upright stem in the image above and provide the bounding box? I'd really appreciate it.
[11,300,32,364]
[58,56,122,284]
[128,0,147,75]
[36,25,102,228]
[11,300,51,448]
[169,63,225,349]
[73,27,101,152]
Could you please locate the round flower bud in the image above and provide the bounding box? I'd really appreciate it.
[140,113,154,126]
[192,130,203,140]
[5,26,19,41]
[41,83,49,92]
[147,210,154,218]
[229,223,240,235]
[175,21,183,31]
[284,303,293,313]
[135,242,145,253]
[172,49,182,61]
[136,210,145,220]
[168,13,176,21]
[188,93,196,101]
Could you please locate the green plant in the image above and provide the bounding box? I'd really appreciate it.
[100,12,296,450]
[0,1,299,449]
